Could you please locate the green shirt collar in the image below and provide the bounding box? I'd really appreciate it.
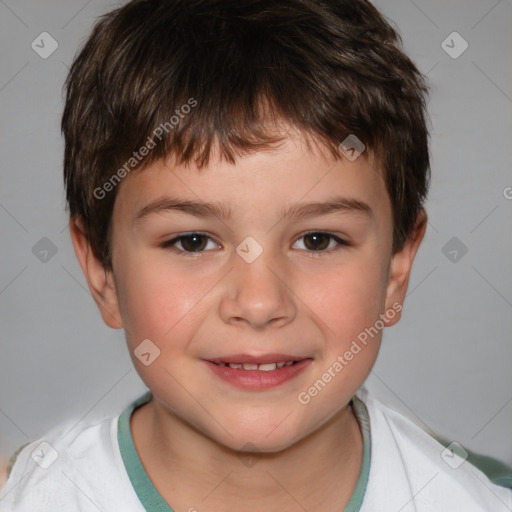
[118,391,371,511]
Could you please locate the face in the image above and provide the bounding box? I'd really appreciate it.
[73,131,424,453]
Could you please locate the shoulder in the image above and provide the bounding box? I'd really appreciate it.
[0,407,143,511]
[355,387,512,511]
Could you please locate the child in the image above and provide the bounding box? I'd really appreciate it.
[1,0,511,510]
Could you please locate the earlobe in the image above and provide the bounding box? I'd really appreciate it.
[69,217,123,329]
[383,209,427,326]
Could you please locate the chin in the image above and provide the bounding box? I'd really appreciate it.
[209,414,306,455]
[221,432,300,456]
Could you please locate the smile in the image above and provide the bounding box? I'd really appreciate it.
[214,361,297,371]
[204,357,313,390]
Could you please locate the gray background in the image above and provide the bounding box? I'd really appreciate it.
[1,0,511,467]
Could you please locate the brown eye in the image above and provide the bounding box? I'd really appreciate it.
[179,234,208,252]
[303,233,330,251]
[293,232,349,254]
[161,233,218,253]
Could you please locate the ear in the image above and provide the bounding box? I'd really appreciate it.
[383,209,427,326]
[69,216,123,329]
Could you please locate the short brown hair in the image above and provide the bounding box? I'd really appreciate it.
[62,0,430,271]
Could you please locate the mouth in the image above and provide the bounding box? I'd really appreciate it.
[206,353,308,370]
[211,360,299,371]
[204,354,312,390]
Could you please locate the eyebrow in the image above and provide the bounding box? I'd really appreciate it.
[134,198,233,222]
[280,196,374,221]
[133,196,374,222]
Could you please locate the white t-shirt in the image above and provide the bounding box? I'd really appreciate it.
[1,387,511,511]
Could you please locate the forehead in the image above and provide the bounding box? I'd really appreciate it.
[113,133,390,227]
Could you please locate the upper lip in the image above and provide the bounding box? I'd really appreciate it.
[206,353,311,365]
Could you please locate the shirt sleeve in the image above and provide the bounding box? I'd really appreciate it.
[434,434,512,489]
[6,441,34,482]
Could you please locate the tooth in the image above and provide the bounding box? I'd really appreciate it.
[221,361,297,370]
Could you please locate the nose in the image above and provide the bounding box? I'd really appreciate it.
[218,246,297,330]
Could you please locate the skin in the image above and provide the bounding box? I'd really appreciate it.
[70,128,426,512]
[0,458,6,490]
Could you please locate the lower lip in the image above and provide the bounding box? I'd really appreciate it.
[204,359,312,390]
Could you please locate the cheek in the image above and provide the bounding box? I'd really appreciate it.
[116,260,208,349]
[304,255,388,343]
[296,262,385,411]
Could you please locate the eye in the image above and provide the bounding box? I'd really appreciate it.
[160,232,220,254]
[160,231,349,256]
[293,231,349,254]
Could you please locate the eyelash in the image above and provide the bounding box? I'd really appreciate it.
[159,231,350,257]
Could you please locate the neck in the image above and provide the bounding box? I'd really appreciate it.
[131,399,363,512]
